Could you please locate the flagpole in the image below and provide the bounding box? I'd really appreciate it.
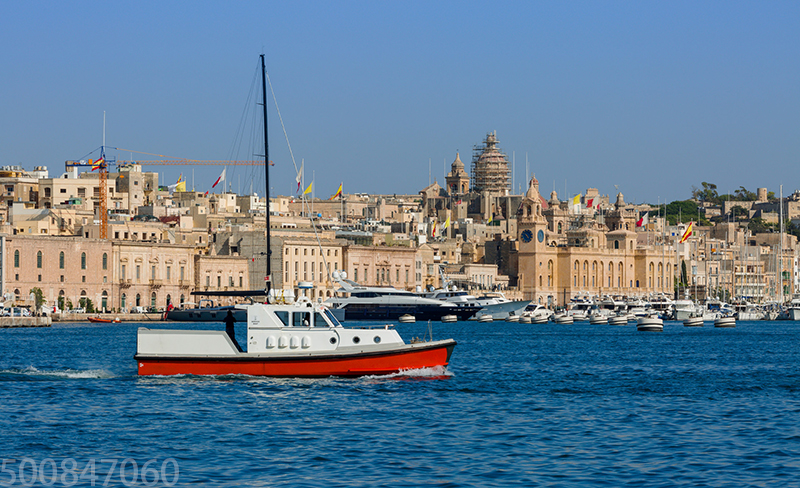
[340,182,344,224]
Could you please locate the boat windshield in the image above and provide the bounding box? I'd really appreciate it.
[323,309,341,327]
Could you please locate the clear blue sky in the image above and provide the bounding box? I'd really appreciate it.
[2,1,798,204]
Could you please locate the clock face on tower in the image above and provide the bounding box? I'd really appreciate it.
[538,229,545,242]
[521,229,533,243]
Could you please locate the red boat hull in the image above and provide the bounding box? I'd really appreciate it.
[135,341,455,377]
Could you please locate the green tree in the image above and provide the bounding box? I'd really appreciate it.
[747,217,769,234]
[691,182,719,203]
[730,205,749,219]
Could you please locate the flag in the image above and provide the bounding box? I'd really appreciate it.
[637,213,649,227]
[586,198,594,208]
[168,174,184,194]
[456,199,462,205]
[487,215,493,224]
[212,168,226,189]
[329,183,342,200]
[431,221,437,237]
[91,157,105,171]
[572,194,581,206]
[303,182,312,195]
[296,161,303,193]
[204,191,209,197]
[679,222,693,243]
[443,216,450,230]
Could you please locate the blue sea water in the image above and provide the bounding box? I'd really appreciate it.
[1,320,799,487]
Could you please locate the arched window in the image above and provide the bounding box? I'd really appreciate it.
[180,294,185,306]
[14,250,19,268]
[136,294,141,306]
[558,222,562,233]
[81,253,87,270]
[150,292,157,308]
[121,293,127,310]
[166,294,172,307]
[614,240,619,249]
[102,253,108,270]
[101,291,108,311]
[59,251,65,269]
[37,251,42,269]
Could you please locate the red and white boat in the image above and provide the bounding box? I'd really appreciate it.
[135,297,456,377]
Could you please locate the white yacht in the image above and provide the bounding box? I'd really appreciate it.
[324,272,481,322]
[423,288,530,320]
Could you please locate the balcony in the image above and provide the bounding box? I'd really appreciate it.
[149,279,163,288]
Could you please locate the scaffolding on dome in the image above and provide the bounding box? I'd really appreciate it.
[470,131,511,194]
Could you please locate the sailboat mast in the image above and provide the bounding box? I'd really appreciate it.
[261,54,271,291]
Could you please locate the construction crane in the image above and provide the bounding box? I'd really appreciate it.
[116,160,262,166]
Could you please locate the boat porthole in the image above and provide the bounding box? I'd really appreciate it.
[330,337,337,344]
[374,336,381,343]
[353,336,361,344]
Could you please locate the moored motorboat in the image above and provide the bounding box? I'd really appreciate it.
[714,316,736,328]
[88,316,120,323]
[477,314,494,323]
[589,313,608,325]
[136,296,456,377]
[683,316,704,327]
[637,315,663,331]
[518,315,532,324]
[505,315,520,323]
[441,314,457,323]
[553,313,574,325]
[608,315,628,326]
[399,314,416,323]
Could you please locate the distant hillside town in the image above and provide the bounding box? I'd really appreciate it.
[2,132,798,313]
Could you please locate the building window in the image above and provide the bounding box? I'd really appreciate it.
[121,265,126,279]
[136,265,141,280]
[166,266,171,280]
[151,266,156,280]
[151,292,157,308]
[102,253,108,270]
[37,251,42,268]
[81,252,87,269]
[135,294,141,306]
[59,252,65,269]
[180,266,185,281]
[14,250,19,268]
[121,293,127,310]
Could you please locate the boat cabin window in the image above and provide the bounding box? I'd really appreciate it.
[313,312,329,327]
[293,311,311,327]
[274,311,290,326]
[323,309,341,327]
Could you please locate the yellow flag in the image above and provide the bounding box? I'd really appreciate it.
[572,194,581,206]
[487,215,493,224]
[443,216,450,230]
[303,182,313,195]
[175,181,186,192]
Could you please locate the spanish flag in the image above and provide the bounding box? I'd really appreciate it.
[679,222,693,243]
[329,183,342,200]
[91,157,105,171]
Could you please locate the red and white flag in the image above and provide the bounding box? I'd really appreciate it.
[586,198,594,208]
[212,168,226,189]
[636,213,649,227]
